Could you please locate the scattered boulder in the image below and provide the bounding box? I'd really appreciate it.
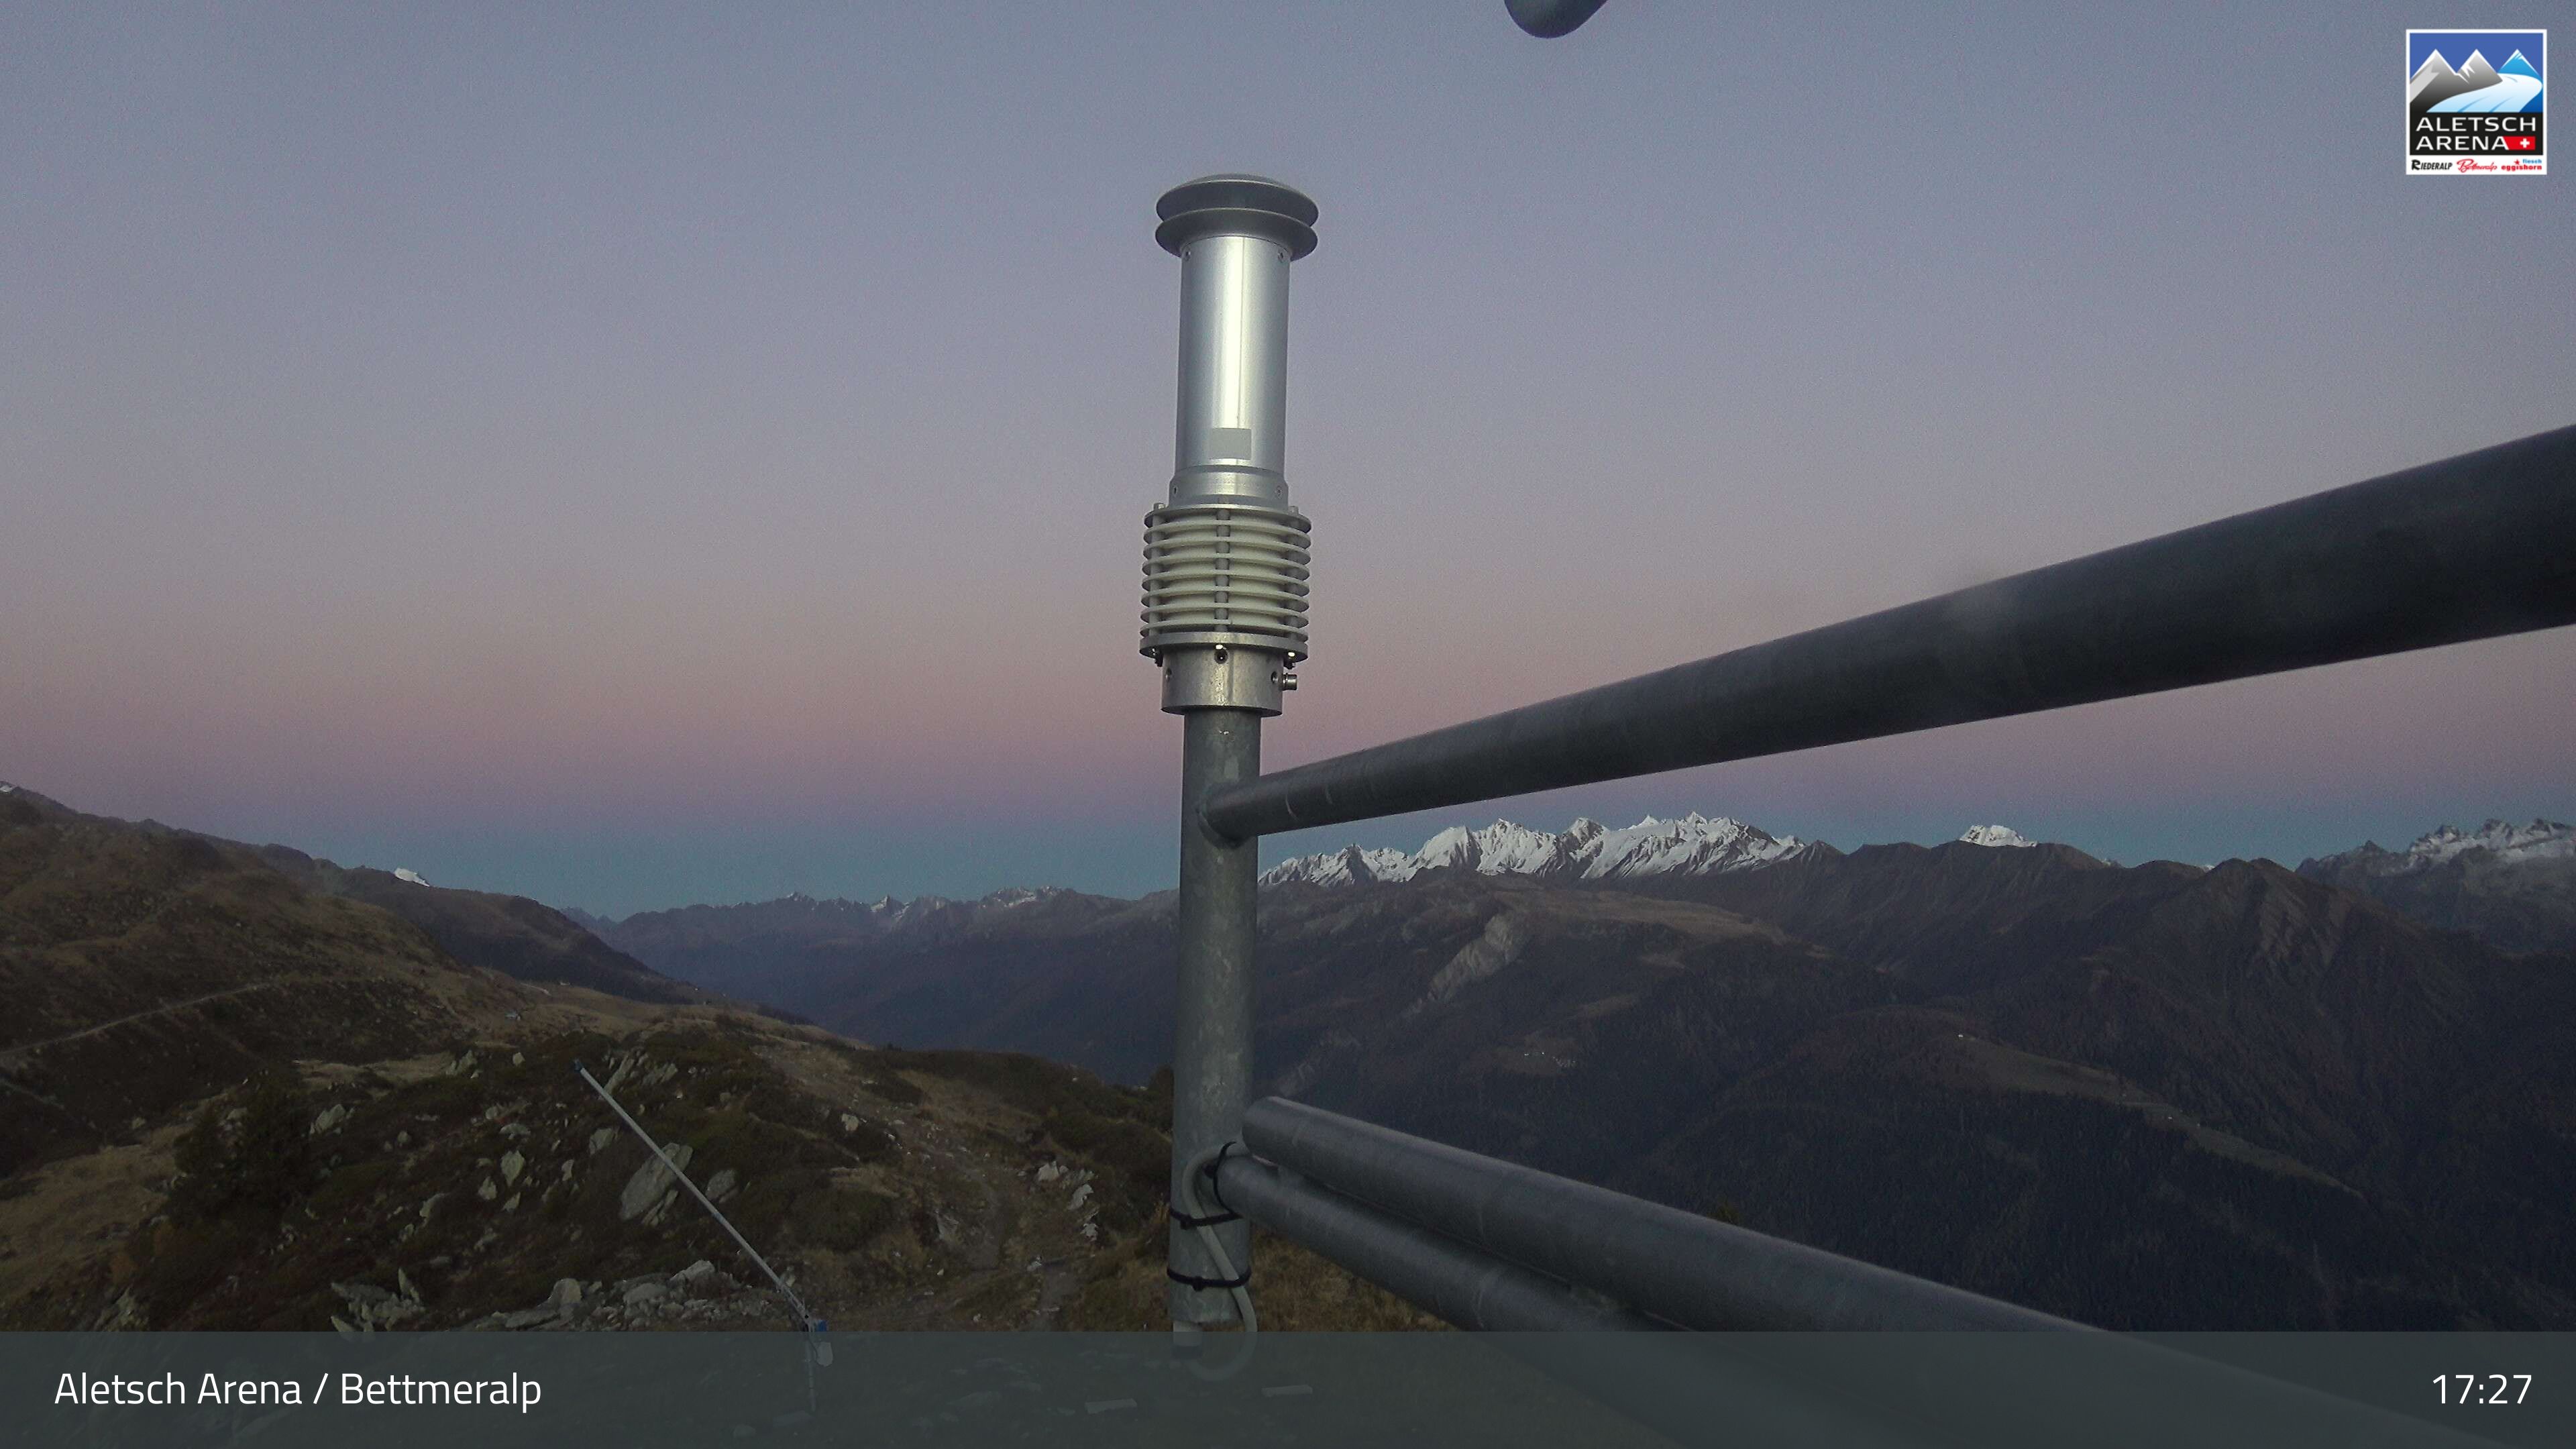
[329,1281,422,1331]
[476,1177,498,1203]
[500,1149,526,1186]
[309,1103,350,1136]
[587,1128,616,1156]
[674,1260,716,1286]
[623,1281,669,1308]
[547,1279,584,1312]
[704,1168,738,1203]
[619,1142,694,1222]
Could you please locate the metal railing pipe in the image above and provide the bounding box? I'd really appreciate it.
[1243,1096,2086,1331]
[1205,424,2576,840]
[1205,1154,1660,1331]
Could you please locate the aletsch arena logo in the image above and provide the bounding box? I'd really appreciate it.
[2408,30,2546,175]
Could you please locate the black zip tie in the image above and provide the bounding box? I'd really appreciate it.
[1199,1141,1243,1216]
[1167,1266,1252,1291]
[1171,1207,1239,1229]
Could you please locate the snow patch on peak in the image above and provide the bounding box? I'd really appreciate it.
[1582,812,1802,879]
[392,867,429,885]
[2405,819,2575,868]
[1260,810,1813,889]
[1958,826,2036,849]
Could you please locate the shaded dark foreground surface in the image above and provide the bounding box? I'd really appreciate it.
[8,1331,2569,1447]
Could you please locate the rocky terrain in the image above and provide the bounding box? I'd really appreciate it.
[0,785,1415,1333]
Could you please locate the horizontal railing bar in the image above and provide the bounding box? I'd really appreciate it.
[1242,1096,2084,1332]
[1206,1153,1660,1330]
[1206,425,2576,841]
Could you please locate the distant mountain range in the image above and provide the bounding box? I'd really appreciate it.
[1258,812,1814,887]
[14,773,2574,1332]
[576,806,2576,1329]
[2299,818,2576,955]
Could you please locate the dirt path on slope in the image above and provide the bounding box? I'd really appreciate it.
[0,982,286,1067]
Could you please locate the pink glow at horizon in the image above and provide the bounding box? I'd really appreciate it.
[4,5,2570,914]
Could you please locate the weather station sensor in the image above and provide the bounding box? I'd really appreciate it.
[1140,174,1318,716]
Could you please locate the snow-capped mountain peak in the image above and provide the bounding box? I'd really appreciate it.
[1958,825,2037,849]
[1261,812,1813,888]
[2404,819,2575,868]
[392,867,429,885]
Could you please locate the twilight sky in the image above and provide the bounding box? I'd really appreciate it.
[5,3,2570,917]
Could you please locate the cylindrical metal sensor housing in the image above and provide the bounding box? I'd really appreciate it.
[1143,175,1318,714]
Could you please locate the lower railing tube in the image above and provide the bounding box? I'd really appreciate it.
[1243,1097,2082,1332]
[1205,1155,1660,1330]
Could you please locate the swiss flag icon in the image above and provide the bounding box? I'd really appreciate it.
[2503,135,2538,152]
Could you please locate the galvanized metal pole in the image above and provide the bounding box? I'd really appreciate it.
[1140,175,1320,1325]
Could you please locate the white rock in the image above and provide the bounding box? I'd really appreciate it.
[477,1177,499,1203]
[623,1281,668,1307]
[500,1150,526,1185]
[619,1146,693,1222]
[588,1128,617,1156]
